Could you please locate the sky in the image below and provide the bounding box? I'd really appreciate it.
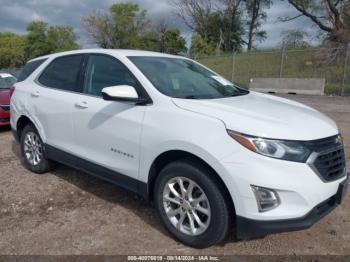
[0,0,320,49]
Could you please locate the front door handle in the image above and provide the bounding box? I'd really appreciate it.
[31,91,40,98]
[75,101,89,109]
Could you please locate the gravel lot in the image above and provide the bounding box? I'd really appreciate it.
[0,95,349,255]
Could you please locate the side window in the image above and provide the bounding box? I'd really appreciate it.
[17,58,47,82]
[38,55,84,92]
[83,55,138,96]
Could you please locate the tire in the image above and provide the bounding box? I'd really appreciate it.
[20,124,54,174]
[154,160,232,248]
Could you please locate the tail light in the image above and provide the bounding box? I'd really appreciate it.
[9,86,15,97]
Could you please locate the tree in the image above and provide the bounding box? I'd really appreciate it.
[218,0,245,52]
[154,18,171,53]
[83,4,186,54]
[83,3,151,49]
[190,35,216,57]
[25,21,50,60]
[163,29,187,54]
[0,33,26,68]
[282,0,350,46]
[82,11,117,48]
[172,0,214,39]
[173,0,244,53]
[141,31,161,51]
[244,0,272,51]
[47,26,79,52]
[24,21,79,60]
[281,29,309,49]
[110,3,151,48]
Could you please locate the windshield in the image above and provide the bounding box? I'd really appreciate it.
[0,76,17,89]
[128,56,248,99]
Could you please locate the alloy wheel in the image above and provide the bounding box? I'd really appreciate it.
[23,131,43,166]
[162,176,211,236]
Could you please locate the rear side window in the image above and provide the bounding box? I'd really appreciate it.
[38,55,84,92]
[17,59,47,82]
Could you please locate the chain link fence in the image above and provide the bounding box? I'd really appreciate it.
[1,48,350,95]
[197,47,350,96]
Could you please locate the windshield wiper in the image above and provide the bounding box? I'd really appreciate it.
[229,89,249,97]
[175,95,201,99]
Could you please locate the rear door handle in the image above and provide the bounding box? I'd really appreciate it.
[31,91,40,97]
[75,101,89,109]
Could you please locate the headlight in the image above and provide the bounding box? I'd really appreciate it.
[227,130,311,162]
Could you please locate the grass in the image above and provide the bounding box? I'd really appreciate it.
[197,49,350,95]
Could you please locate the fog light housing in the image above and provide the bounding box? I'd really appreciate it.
[251,185,280,212]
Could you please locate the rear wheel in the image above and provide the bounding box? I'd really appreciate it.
[154,160,232,248]
[20,125,54,174]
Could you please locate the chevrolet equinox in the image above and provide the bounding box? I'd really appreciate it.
[11,49,348,248]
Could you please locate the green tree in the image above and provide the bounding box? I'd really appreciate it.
[190,35,216,57]
[110,3,150,48]
[141,31,161,51]
[83,4,186,54]
[83,3,152,49]
[24,21,79,60]
[163,28,186,54]
[47,26,79,52]
[0,33,26,68]
[25,21,50,60]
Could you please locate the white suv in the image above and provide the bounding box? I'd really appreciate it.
[11,49,348,248]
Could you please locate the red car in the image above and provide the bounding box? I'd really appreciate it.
[0,73,16,126]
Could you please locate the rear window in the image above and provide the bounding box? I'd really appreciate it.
[0,76,17,89]
[17,59,47,82]
[38,55,84,92]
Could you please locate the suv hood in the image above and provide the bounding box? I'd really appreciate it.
[172,92,338,141]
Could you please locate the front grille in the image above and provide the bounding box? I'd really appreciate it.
[307,136,346,182]
[0,105,10,112]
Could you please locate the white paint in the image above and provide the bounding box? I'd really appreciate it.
[11,49,346,227]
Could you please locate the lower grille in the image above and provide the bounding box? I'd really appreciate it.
[307,136,346,182]
[0,117,10,123]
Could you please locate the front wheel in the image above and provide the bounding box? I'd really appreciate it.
[154,160,232,248]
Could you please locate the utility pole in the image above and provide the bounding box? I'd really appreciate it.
[341,42,349,96]
[279,44,286,78]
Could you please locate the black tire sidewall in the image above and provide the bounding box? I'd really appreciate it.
[154,160,231,248]
[20,125,50,174]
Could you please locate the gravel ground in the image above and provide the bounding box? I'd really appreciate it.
[0,95,349,255]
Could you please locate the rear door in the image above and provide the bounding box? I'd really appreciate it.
[71,54,146,180]
[32,54,85,153]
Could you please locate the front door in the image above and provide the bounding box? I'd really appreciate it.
[72,54,146,180]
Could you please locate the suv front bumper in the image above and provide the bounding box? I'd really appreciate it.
[236,173,348,239]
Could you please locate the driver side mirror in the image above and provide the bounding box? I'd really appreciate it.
[102,85,149,105]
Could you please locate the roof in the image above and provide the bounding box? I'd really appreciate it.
[29,49,186,63]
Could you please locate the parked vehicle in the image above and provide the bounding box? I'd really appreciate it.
[0,73,17,126]
[10,49,348,248]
